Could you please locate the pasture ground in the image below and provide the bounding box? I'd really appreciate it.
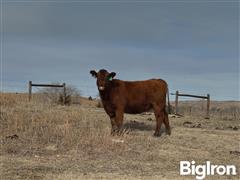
[0,93,240,179]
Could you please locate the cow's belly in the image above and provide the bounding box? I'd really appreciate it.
[124,103,152,114]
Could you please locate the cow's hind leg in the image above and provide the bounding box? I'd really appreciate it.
[163,110,171,135]
[153,104,164,137]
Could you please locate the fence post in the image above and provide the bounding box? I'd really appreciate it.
[63,83,66,105]
[175,90,179,115]
[28,81,32,101]
[206,94,210,119]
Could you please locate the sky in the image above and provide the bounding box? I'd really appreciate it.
[1,0,239,100]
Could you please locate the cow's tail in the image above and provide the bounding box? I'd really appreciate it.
[167,86,171,114]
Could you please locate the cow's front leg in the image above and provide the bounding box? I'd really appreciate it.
[110,117,118,134]
[110,108,124,135]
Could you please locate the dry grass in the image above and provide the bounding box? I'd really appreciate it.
[175,100,240,120]
[0,93,240,179]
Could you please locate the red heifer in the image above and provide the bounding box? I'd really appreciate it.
[90,69,171,136]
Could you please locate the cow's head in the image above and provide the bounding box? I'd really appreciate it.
[90,69,116,91]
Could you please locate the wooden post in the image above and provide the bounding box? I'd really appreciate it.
[175,90,179,115]
[206,94,210,119]
[28,81,32,101]
[63,83,66,105]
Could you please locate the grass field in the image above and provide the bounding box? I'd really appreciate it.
[0,93,239,179]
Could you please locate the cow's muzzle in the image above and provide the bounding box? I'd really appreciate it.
[99,86,105,91]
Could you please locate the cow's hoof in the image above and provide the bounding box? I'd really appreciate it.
[153,132,161,137]
[111,129,122,136]
[111,130,118,136]
[166,129,171,135]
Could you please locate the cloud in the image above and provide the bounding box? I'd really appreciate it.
[2,1,239,100]
[4,2,238,45]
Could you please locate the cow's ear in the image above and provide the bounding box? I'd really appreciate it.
[90,70,97,78]
[108,72,116,80]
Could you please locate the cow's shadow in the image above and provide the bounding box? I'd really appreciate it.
[123,120,154,131]
[123,120,167,135]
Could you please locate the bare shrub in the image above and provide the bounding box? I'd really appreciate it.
[37,83,81,105]
[96,101,103,108]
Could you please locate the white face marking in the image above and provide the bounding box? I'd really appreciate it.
[99,86,105,91]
